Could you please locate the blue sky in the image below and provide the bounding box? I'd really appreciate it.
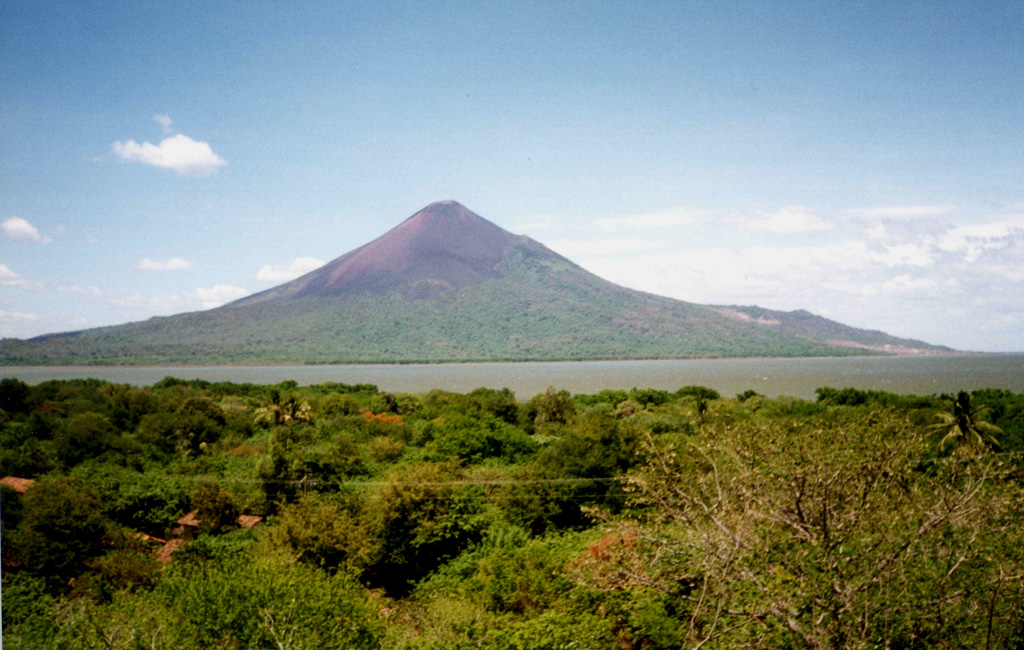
[2,1,1022,352]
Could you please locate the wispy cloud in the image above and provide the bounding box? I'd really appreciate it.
[153,113,174,134]
[112,130,227,176]
[730,205,832,235]
[0,263,31,287]
[512,214,566,234]
[849,205,956,219]
[568,221,1022,351]
[881,274,938,294]
[875,243,934,268]
[107,290,189,313]
[597,208,696,230]
[255,257,326,283]
[2,217,51,244]
[546,238,661,257]
[69,283,248,322]
[579,239,946,303]
[195,284,249,308]
[57,285,104,298]
[136,257,196,271]
[936,217,1024,263]
[0,309,38,322]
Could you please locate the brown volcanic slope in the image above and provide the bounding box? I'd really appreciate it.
[0,200,950,365]
[234,200,552,304]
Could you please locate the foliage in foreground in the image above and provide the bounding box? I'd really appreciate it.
[2,378,1023,649]
[581,409,1024,648]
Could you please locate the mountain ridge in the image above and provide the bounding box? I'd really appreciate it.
[0,201,952,365]
[231,200,561,304]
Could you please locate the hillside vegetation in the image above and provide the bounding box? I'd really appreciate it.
[2,377,1022,649]
[0,266,932,365]
[0,202,948,365]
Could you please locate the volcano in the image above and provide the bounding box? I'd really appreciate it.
[234,200,553,303]
[0,201,948,365]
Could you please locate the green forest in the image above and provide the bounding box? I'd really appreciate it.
[2,377,1023,649]
[0,255,938,366]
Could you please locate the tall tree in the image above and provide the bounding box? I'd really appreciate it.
[934,390,1002,454]
[11,478,109,590]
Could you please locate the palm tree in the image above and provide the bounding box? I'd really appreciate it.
[932,391,1002,454]
[281,395,314,423]
[254,391,314,426]
[253,390,285,426]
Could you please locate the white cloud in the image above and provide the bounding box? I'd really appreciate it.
[562,218,1024,351]
[195,284,249,309]
[255,257,326,283]
[881,274,938,294]
[101,284,246,317]
[112,133,227,176]
[990,261,1024,283]
[850,205,956,219]
[731,205,832,235]
[546,238,661,257]
[575,237,949,316]
[514,207,698,237]
[0,309,38,322]
[865,223,888,239]
[876,243,934,268]
[936,217,1024,263]
[581,248,779,307]
[0,311,90,339]
[136,257,196,271]
[2,217,51,244]
[107,290,188,312]
[57,284,104,298]
[597,208,696,230]
[153,113,173,134]
[513,213,566,234]
[0,263,30,287]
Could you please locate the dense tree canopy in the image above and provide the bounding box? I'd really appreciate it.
[1,377,1022,649]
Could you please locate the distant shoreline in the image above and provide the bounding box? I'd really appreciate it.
[0,348,984,371]
[3,354,1021,400]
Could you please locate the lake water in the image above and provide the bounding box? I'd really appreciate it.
[3,353,1022,400]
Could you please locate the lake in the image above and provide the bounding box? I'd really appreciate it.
[3,353,1022,399]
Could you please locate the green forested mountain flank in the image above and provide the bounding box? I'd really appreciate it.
[0,201,948,365]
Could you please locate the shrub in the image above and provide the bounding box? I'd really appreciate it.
[190,482,240,534]
[586,409,1024,648]
[270,493,373,571]
[11,477,110,590]
[366,462,485,594]
[155,553,383,649]
[480,611,616,650]
[318,392,361,417]
[369,435,407,463]
[427,413,536,464]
